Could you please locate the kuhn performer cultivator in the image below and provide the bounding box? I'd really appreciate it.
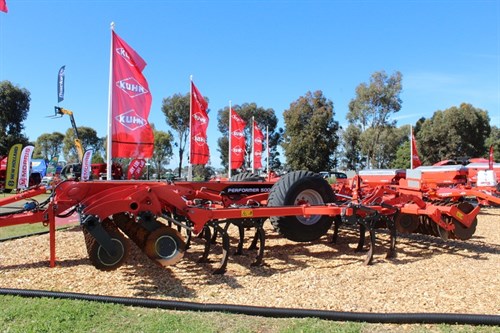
[0,170,486,273]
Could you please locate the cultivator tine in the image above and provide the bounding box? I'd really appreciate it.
[330,215,342,244]
[250,226,265,267]
[212,224,230,275]
[235,225,245,255]
[355,224,366,252]
[248,229,259,250]
[198,225,212,263]
[363,229,376,265]
[385,216,397,259]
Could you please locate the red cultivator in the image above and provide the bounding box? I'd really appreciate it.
[0,170,488,273]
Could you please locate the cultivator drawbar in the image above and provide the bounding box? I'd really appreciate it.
[0,170,486,274]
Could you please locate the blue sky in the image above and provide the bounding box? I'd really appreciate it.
[0,0,498,169]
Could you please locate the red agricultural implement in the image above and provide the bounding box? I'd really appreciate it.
[0,169,487,274]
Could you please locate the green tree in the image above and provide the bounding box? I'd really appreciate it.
[281,91,339,172]
[392,140,411,169]
[347,71,403,168]
[485,126,500,162]
[0,81,31,155]
[33,132,64,160]
[162,92,209,178]
[62,126,101,162]
[216,102,281,172]
[151,128,174,179]
[341,125,364,170]
[193,164,215,181]
[417,103,491,164]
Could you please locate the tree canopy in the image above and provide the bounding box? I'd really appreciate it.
[0,81,31,155]
[151,127,174,179]
[346,71,403,168]
[417,103,491,164]
[33,132,64,160]
[62,126,101,163]
[281,91,339,172]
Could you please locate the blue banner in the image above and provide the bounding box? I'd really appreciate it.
[57,65,65,103]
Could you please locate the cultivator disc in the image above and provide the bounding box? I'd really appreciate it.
[112,212,186,267]
[450,202,477,240]
[409,200,478,241]
[83,218,130,271]
[395,213,419,234]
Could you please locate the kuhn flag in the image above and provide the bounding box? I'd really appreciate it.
[17,145,34,189]
[127,158,146,180]
[0,0,8,13]
[411,131,422,169]
[111,31,154,158]
[57,66,65,103]
[253,121,264,170]
[190,81,209,165]
[230,108,246,170]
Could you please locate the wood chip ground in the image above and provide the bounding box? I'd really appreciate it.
[0,208,499,315]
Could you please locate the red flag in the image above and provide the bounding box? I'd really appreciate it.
[127,158,146,179]
[411,131,422,168]
[111,31,154,158]
[489,145,494,170]
[253,120,264,170]
[230,108,246,169]
[0,0,8,13]
[190,81,210,165]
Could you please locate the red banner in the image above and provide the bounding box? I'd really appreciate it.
[127,158,146,180]
[0,0,8,13]
[190,81,210,165]
[253,121,264,170]
[111,31,154,158]
[230,109,246,170]
[411,132,422,168]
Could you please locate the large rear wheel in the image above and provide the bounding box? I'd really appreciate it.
[267,171,335,242]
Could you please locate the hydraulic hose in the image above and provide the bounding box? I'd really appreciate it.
[0,288,499,326]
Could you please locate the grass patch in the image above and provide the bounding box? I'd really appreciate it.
[0,296,498,333]
[0,223,51,240]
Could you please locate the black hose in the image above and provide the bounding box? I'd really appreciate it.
[0,288,498,326]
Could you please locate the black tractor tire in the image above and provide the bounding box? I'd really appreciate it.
[267,170,335,242]
[229,172,264,182]
[83,220,130,271]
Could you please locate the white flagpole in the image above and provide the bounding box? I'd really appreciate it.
[410,126,413,169]
[266,125,270,180]
[251,117,255,174]
[106,22,115,180]
[228,101,232,178]
[187,75,193,181]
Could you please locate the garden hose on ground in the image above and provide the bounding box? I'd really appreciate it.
[0,288,499,326]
